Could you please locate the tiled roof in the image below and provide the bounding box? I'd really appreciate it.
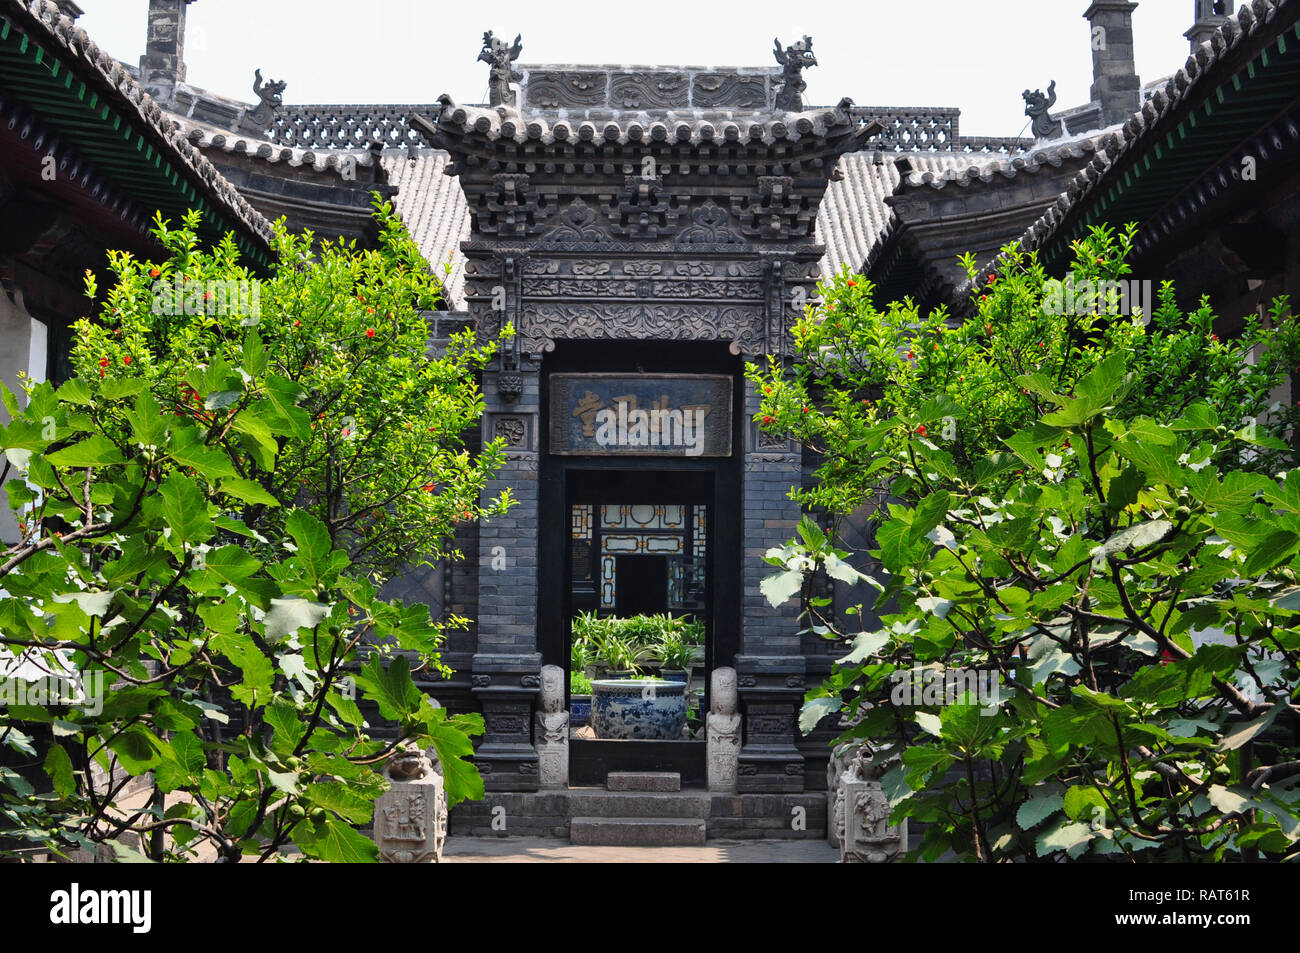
[896,135,1104,191]
[177,117,383,178]
[431,94,862,147]
[1016,0,1299,262]
[175,118,468,303]
[815,151,977,279]
[381,150,470,309]
[2,0,274,251]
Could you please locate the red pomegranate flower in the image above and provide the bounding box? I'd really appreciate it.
[365,328,376,338]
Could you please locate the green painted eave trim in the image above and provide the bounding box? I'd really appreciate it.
[0,13,271,272]
[1044,18,1300,266]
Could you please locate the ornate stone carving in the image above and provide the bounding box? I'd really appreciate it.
[497,373,523,402]
[676,200,746,246]
[540,198,613,245]
[571,262,610,276]
[524,70,607,108]
[471,674,492,688]
[373,743,447,863]
[495,417,526,447]
[479,173,543,237]
[1023,80,1062,141]
[712,666,738,715]
[826,741,854,849]
[692,72,770,109]
[832,746,907,863]
[745,176,808,239]
[479,31,523,108]
[675,262,715,277]
[535,664,568,789]
[609,71,689,109]
[248,69,286,128]
[757,429,789,450]
[538,665,563,712]
[613,175,678,240]
[622,261,662,277]
[521,673,542,690]
[772,36,817,112]
[519,303,764,354]
[707,667,741,793]
[490,714,526,735]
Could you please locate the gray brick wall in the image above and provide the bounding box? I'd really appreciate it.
[740,379,802,656]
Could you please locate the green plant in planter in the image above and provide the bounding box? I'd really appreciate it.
[653,631,696,672]
[589,628,649,676]
[571,609,606,642]
[681,618,706,647]
[570,636,594,676]
[570,671,593,696]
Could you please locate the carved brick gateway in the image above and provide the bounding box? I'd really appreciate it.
[409,53,884,796]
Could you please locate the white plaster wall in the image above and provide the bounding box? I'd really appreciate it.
[0,289,45,546]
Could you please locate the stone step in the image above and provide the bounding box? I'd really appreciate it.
[606,771,681,792]
[568,790,710,819]
[570,816,707,847]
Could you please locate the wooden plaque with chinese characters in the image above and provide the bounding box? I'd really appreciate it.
[549,374,732,457]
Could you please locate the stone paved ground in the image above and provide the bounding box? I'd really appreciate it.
[442,836,840,863]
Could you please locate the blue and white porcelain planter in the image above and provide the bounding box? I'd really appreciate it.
[590,679,687,740]
[570,694,592,728]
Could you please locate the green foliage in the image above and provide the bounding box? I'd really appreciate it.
[570,671,593,696]
[570,611,703,675]
[752,228,1300,862]
[0,204,504,862]
[651,631,696,671]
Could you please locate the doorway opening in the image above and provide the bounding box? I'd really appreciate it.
[563,471,714,784]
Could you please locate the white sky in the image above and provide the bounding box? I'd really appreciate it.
[78,0,1199,138]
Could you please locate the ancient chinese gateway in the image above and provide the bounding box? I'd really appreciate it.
[408,37,877,813]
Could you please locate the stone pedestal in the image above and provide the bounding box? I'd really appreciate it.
[706,667,741,792]
[535,663,569,789]
[470,653,541,791]
[735,656,806,792]
[374,746,448,863]
[838,779,906,864]
[832,745,906,863]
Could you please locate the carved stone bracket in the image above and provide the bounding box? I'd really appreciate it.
[742,176,809,240]
[479,173,546,238]
[494,251,527,376]
[760,255,794,361]
[612,175,678,240]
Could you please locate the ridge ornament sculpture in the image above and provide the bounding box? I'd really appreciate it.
[773,36,817,112]
[249,68,286,128]
[480,30,523,107]
[1022,80,1062,141]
